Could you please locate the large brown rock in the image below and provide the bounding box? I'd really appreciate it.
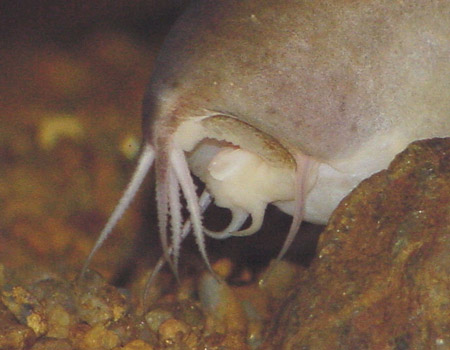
[263,138,450,349]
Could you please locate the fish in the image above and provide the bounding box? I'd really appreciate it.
[83,0,450,278]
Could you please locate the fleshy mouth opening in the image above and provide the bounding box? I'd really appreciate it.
[159,114,312,280]
[180,115,297,238]
[187,137,295,238]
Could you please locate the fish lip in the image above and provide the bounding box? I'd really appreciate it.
[197,113,296,169]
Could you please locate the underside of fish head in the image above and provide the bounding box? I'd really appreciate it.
[84,0,449,279]
[140,0,449,270]
[143,0,449,226]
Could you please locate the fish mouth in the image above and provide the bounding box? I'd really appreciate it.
[159,113,313,275]
[175,114,297,237]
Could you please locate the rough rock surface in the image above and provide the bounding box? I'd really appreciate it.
[263,137,450,350]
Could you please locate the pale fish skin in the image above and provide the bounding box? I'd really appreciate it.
[83,0,450,275]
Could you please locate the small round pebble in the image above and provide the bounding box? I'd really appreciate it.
[81,324,120,350]
[145,309,173,332]
[158,318,190,342]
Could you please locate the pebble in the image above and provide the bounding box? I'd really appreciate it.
[145,309,173,332]
[158,318,190,342]
[81,324,120,350]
